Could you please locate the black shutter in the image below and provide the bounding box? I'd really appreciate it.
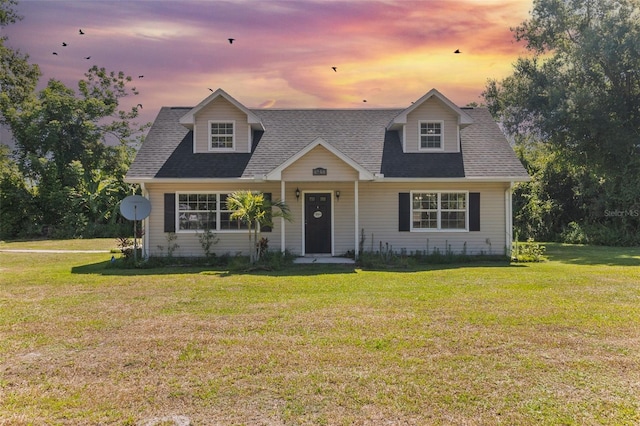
[262,192,272,232]
[164,193,176,233]
[399,192,410,231]
[469,192,480,232]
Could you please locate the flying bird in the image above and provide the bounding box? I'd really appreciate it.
[138,75,144,78]
[84,56,91,60]
[136,104,143,109]
[208,88,214,92]
[79,29,85,35]
[363,100,367,102]
[228,38,235,44]
[331,66,337,72]
[62,42,67,47]
[454,49,461,54]
[52,52,58,55]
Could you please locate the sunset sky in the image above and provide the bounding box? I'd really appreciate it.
[3,0,534,125]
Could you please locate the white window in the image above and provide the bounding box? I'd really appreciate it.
[209,121,234,150]
[412,191,467,230]
[419,121,443,150]
[177,192,247,232]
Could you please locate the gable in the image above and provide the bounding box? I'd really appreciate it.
[192,96,252,154]
[281,145,359,182]
[404,97,460,153]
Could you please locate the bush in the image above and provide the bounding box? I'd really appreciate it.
[511,239,546,262]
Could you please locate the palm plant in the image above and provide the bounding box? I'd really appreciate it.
[225,190,292,263]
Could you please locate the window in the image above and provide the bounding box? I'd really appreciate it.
[178,193,217,231]
[209,121,234,150]
[419,121,443,149]
[177,192,247,231]
[412,191,467,230]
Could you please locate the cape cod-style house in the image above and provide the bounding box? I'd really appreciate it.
[125,88,529,258]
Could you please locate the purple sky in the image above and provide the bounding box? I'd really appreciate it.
[3,0,533,126]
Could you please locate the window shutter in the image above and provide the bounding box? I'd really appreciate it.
[164,193,176,233]
[399,192,410,232]
[469,192,480,232]
[262,192,272,233]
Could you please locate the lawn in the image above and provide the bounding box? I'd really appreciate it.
[0,241,639,425]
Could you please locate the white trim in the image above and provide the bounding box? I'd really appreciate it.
[300,190,335,256]
[141,183,149,259]
[208,120,236,151]
[125,176,530,184]
[409,190,469,232]
[418,120,445,151]
[354,180,359,257]
[281,181,286,253]
[175,191,255,234]
[247,124,252,152]
[505,183,513,252]
[388,88,474,130]
[179,88,264,130]
[265,137,374,181]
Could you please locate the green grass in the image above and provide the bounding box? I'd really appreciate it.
[1,240,639,424]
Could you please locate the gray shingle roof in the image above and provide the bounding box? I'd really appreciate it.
[126,105,528,181]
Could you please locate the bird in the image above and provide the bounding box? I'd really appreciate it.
[136,103,143,109]
[62,42,67,47]
[331,66,337,72]
[454,49,461,54]
[363,100,367,102]
[79,29,85,35]
[138,75,144,78]
[208,88,214,92]
[228,38,235,44]
[52,52,58,55]
[84,56,91,60]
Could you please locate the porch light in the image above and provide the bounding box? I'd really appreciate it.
[295,187,300,201]
[335,191,340,201]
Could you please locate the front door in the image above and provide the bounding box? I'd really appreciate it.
[305,193,332,254]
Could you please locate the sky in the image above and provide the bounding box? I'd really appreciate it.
[2,0,534,126]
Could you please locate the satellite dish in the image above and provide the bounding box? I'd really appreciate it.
[120,195,151,221]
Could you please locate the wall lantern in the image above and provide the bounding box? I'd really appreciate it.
[295,187,301,201]
[335,191,340,201]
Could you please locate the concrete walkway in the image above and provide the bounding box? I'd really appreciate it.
[294,256,355,264]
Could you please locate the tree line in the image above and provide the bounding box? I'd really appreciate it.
[1,0,639,245]
[0,0,148,239]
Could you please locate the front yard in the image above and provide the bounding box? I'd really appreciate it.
[0,241,639,425]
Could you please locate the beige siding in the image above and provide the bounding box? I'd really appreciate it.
[194,97,250,153]
[404,97,459,153]
[144,182,282,257]
[144,180,510,258]
[282,145,358,182]
[358,182,509,255]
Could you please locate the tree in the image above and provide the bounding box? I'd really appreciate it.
[484,0,640,245]
[226,191,292,263]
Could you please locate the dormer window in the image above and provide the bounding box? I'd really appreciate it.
[209,121,235,150]
[419,121,443,150]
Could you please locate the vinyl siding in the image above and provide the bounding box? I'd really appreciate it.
[358,182,509,255]
[404,97,459,153]
[193,97,250,153]
[281,145,359,182]
[144,182,281,257]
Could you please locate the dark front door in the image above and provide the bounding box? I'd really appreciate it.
[305,193,332,254]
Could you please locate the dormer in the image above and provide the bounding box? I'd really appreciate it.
[179,88,265,154]
[387,88,473,153]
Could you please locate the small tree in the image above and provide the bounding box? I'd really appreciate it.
[225,190,291,263]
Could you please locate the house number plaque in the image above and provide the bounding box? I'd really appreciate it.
[313,211,323,218]
[312,167,327,176]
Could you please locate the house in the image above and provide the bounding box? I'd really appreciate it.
[125,88,529,258]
